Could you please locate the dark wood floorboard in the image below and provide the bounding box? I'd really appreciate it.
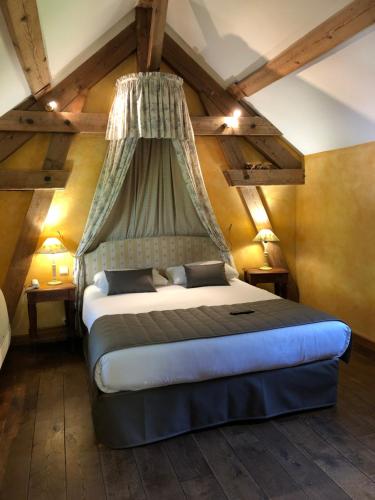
[0,343,375,500]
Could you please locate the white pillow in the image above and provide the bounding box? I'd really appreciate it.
[166,261,239,286]
[93,268,168,295]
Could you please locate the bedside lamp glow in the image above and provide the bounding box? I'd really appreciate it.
[36,237,68,285]
[253,229,280,271]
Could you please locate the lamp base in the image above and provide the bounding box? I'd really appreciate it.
[259,265,272,271]
[47,279,63,285]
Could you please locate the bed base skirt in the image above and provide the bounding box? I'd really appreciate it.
[89,358,339,449]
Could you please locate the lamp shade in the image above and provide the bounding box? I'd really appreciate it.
[253,229,280,243]
[37,237,67,255]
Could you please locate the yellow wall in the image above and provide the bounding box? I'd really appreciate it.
[296,141,375,342]
[0,54,297,336]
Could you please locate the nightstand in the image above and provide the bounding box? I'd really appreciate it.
[26,283,76,341]
[244,268,289,298]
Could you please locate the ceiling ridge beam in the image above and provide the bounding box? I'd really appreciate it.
[1,0,51,98]
[228,0,375,98]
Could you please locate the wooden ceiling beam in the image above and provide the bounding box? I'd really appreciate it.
[0,170,70,190]
[229,0,375,98]
[0,21,136,163]
[0,110,282,136]
[0,0,51,98]
[224,169,305,186]
[162,34,302,169]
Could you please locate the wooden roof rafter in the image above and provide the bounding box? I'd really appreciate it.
[0,0,51,98]
[228,0,375,99]
[162,34,304,180]
[0,21,137,163]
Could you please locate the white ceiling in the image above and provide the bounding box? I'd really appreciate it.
[0,0,374,155]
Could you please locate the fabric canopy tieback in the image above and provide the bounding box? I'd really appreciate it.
[74,72,232,322]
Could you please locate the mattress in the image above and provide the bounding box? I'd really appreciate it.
[83,280,351,393]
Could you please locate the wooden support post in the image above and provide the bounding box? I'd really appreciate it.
[136,0,168,71]
[136,0,153,71]
[148,0,168,71]
[2,94,87,321]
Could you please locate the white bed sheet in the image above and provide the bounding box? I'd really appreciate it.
[83,280,351,393]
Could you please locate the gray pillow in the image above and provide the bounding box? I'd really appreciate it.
[184,262,229,288]
[105,268,156,295]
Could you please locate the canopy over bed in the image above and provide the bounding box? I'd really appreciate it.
[74,72,231,309]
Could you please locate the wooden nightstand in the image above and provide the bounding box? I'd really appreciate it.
[244,268,289,299]
[26,283,76,341]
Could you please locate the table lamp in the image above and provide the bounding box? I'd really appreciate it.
[252,229,280,270]
[36,237,68,285]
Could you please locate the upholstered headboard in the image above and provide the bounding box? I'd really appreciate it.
[83,236,222,285]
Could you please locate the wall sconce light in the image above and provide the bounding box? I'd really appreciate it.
[45,100,58,112]
[224,108,242,128]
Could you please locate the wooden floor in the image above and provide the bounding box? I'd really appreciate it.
[1,344,375,500]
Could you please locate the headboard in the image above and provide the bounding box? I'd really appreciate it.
[83,235,222,285]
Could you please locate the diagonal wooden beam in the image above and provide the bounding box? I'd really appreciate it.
[200,92,287,270]
[136,0,153,71]
[228,0,375,98]
[0,0,51,97]
[2,93,86,321]
[0,110,282,136]
[0,21,136,163]
[162,34,302,169]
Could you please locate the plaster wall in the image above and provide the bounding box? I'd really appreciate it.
[296,141,375,341]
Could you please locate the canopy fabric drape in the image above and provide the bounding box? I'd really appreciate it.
[99,138,206,241]
[75,72,232,315]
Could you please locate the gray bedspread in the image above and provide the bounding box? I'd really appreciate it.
[88,299,341,378]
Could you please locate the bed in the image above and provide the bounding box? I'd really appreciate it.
[82,236,351,448]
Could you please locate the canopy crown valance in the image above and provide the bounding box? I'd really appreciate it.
[106,72,192,141]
